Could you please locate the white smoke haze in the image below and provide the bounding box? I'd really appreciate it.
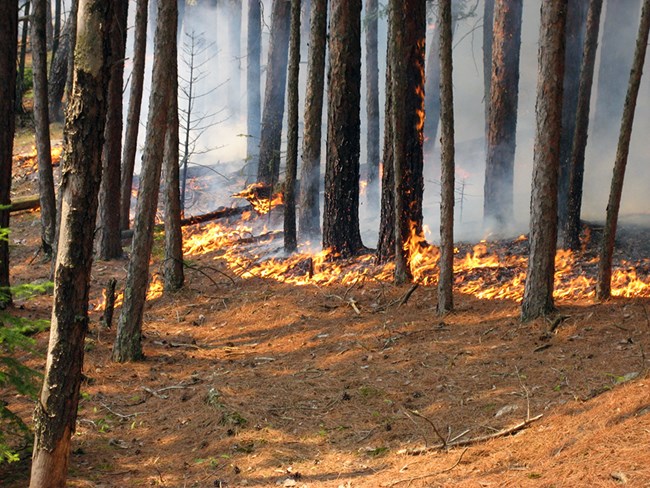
[123,0,650,248]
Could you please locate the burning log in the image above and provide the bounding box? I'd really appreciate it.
[232,182,284,215]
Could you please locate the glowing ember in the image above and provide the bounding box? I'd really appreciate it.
[232,183,283,215]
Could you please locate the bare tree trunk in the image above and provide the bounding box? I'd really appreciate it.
[284,0,301,253]
[120,0,149,231]
[64,0,78,107]
[51,0,62,64]
[16,1,30,114]
[32,0,57,257]
[97,0,129,260]
[483,0,495,138]
[597,0,650,300]
[0,1,18,307]
[365,0,380,200]
[562,0,603,250]
[226,0,242,115]
[48,13,72,121]
[322,0,363,257]
[113,0,177,362]
[423,12,442,157]
[521,0,567,322]
[437,0,455,315]
[298,0,327,240]
[246,0,261,173]
[29,2,111,485]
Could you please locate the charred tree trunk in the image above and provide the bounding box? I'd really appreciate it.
[256,0,291,184]
[48,14,72,121]
[298,0,327,240]
[0,1,18,307]
[113,0,176,362]
[97,0,129,260]
[597,0,650,301]
[483,0,523,230]
[562,0,604,250]
[365,0,380,201]
[437,0,455,314]
[29,2,111,485]
[521,0,567,322]
[120,0,149,230]
[32,0,57,257]
[322,0,363,256]
[246,0,261,172]
[483,0,495,137]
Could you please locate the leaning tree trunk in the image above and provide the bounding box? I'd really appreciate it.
[29,2,111,485]
[437,0,455,315]
[322,0,364,257]
[246,0,261,174]
[562,0,604,250]
[113,0,177,363]
[521,0,567,322]
[365,0,380,201]
[97,0,129,260]
[298,0,327,240]
[284,0,301,253]
[256,0,291,185]
[0,1,18,307]
[483,0,523,229]
[31,0,57,257]
[120,0,149,231]
[597,0,650,301]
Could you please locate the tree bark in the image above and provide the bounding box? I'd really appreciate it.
[483,0,495,138]
[284,0,301,253]
[31,0,57,257]
[226,0,242,115]
[120,0,149,231]
[48,13,72,122]
[97,0,129,260]
[365,0,380,200]
[437,0,455,314]
[113,0,176,362]
[256,0,291,185]
[246,0,261,173]
[0,1,18,307]
[16,1,30,114]
[29,2,111,485]
[597,0,650,300]
[483,0,523,229]
[521,0,567,322]
[298,0,327,240]
[562,0,603,250]
[322,0,363,257]
[423,10,442,157]
[64,0,79,108]
[51,0,62,69]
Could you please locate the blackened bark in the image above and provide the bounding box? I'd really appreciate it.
[521,0,567,322]
[322,0,363,256]
[365,0,380,199]
[257,0,291,184]
[597,0,650,300]
[29,2,111,485]
[483,0,495,136]
[64,0,78,107]
[246,0,261,169]
[298,0,327,240]
[483,0,523,229]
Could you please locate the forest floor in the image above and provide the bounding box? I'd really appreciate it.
[2,136,650,487]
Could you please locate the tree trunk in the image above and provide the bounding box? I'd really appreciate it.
[423,11,442,157]
[51,0,62,66]
[97,0,129,260]
[120,0,149,231]
[596,0,650,300]
[437,0,455,314]
[322,0,363,257]
[226,0,242,115]
[64,0,78,108]
[256,0,291,184]
[31,0,57,257]
[246,0,261,174]
[298,0,327,240]
[48,13,72,121]
[0,1,18,307]
[365,0,380,201]
[16,1,30,114]
[29,2,111,485]
[483,0,495,138]
[562,0,603,250]
[483,0,523,229]
[113,0,176,363]
[557,0,588,231]
[521,0,567,322]
[389,0,426,284]
[284,0,301,253]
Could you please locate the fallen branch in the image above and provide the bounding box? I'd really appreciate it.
[385,448,468,487]
[398,284,419,307]
[10,195,40,212]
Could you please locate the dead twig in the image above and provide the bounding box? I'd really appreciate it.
[398,284,419,307]
[99,401,144,420]
[385,448,469,487]
[403,409,447,448]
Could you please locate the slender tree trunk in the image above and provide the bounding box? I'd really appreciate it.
[365,0,380,200]
[226,0,242,115]
[51,0,62,63]
[483,0,495,138]
[562,0,603,250]
[246,0,261,173]
[483,0,523,229]
[16,1,30,114]
[0,1,18,307]
[284,0,301,253]
[521,0,567,322]
[32,0,57,257]
[596,0,650,301]
[437,0,455,314]
[113,0,177,362]
[120,0,149,231]
[29,2,111,485]
[256,0,291,184]
[298,0,327,240]
[322,0,363,257]
[423,14,442,157]
[48,14,71,122]
[64,0,78,107]
[97,0,129,260]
